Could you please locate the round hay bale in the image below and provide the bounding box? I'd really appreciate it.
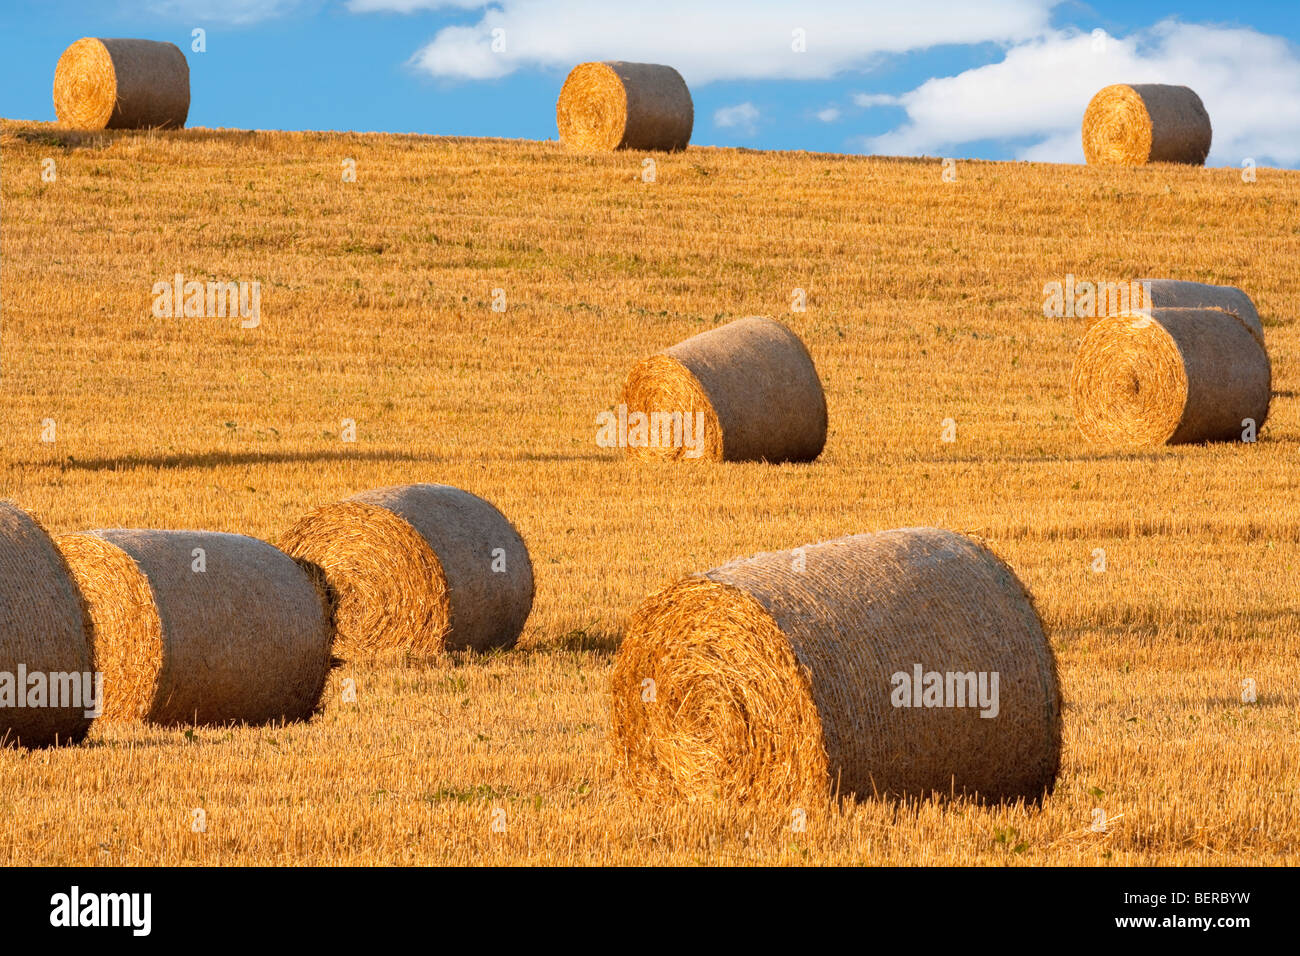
[556,61,693,152]
[619,316,827,463]
[610,529,1061,805]
[1082,83,1211,166]
[1137,279,1264,345]
[57,530,331,726]
[1071,307,1271,445]
[278,484,534,657]
[53,37,190,130]
[0,503,94,748]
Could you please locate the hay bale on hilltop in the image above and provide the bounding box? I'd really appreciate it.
[1082,83,1211,166]
[278,484,534,657]
[1137,279,1264,344]
[0,503,95,748]
[557,61,693,152]
[610,528,1062,805]
[53,37,190,130]
[619,316,827,463]
[57,530,331,725]
[1070,307,1271,445]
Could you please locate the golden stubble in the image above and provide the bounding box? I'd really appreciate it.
[0,120,1296,864]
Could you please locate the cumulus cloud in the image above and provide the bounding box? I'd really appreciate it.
[853,92,901,108]
[860,21,1300,167]
[715,102,760,134]
[815,106,841,122]
[360,0,1056,84]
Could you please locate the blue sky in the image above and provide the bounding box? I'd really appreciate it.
[3,1,1298,166]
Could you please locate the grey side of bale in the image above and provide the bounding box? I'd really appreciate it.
[607,61,693,151]
[1130,84,1211,164]
[100,38,190,129]
[1138,279,1264,345]
[1151,307,1272,444]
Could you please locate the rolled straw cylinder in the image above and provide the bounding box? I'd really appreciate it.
[57,530,332,726]
[1137,279,1264,345]
[0,503,94,748]
[557,61,693,151]
[1082,83,1211,166]
[53,37,190,130]
[278,484,534,657]
[619,316,827,463]
[610,529,1062,805]
[1071,307,1271,445]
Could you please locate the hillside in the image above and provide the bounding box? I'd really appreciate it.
[1,119,1297,864]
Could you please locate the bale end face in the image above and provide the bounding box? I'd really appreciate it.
[1070,312,1190,445]
[619,354,724,462]
[55,533,164,721]
[279,501,452,658]
[610,577,831,805]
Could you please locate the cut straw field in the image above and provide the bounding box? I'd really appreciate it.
[1,119,1298,864]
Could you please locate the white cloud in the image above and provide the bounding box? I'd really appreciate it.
[715,102,760,134]
[374,0,1056,84]
[1016,131,1079,163]
[861,21,1300,168]
[411,24,510,79]
[852,93,901,108]
[816,106,841,122]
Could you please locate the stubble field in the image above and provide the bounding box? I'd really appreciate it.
[1,118,1297,864]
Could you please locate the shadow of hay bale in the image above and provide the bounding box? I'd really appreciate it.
[53,448,440,472]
